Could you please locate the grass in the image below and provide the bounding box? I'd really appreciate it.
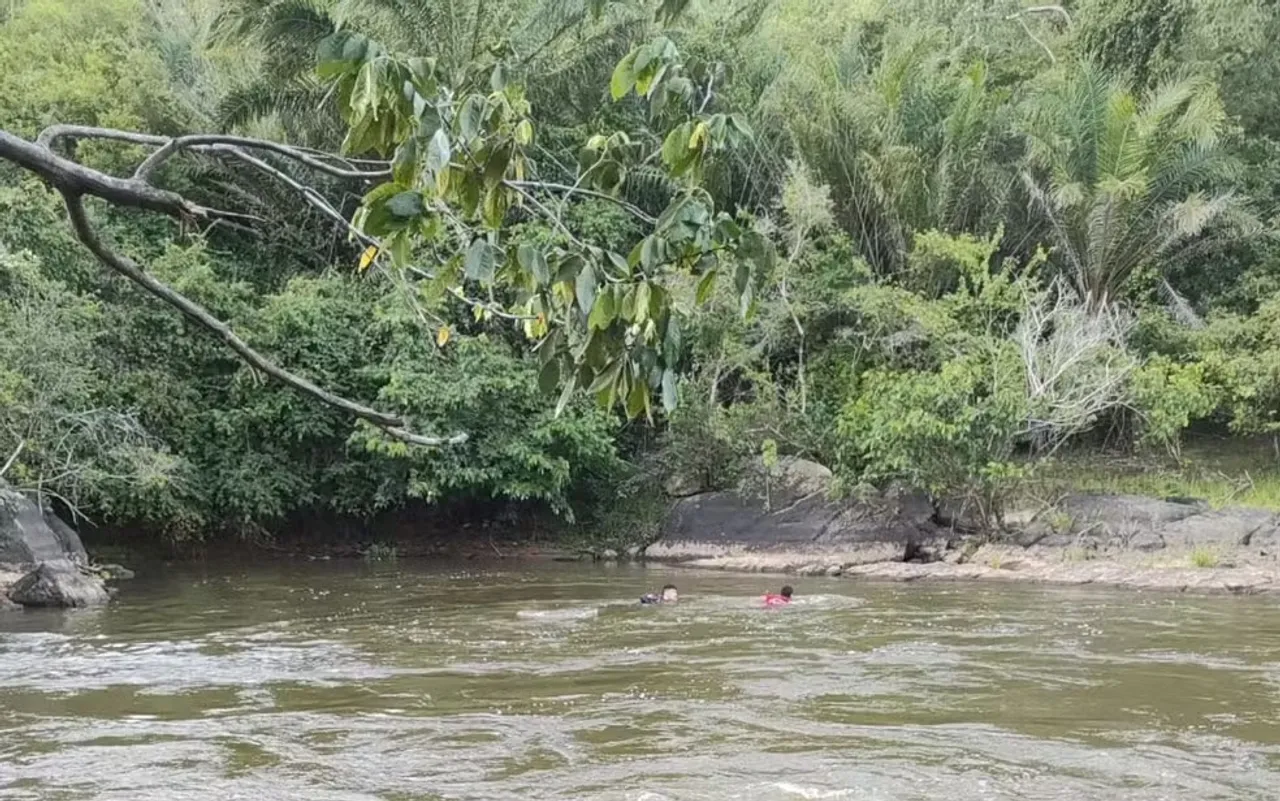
[1189,546,1221,569]
[1021,435,1280,512]
[1061,546,1096,563]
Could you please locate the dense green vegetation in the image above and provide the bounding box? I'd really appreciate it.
[2,0,1280,547]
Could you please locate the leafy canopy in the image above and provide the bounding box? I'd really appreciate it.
[316,1,770,422]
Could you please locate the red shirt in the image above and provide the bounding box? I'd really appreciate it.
[763,594,791,607]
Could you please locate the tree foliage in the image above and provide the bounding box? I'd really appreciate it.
[2,0,1280,544]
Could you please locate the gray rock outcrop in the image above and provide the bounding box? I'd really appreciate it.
[2,482,109,608]
[648,458,946,569]
[1,483,88,565]
[644,460,1280,592]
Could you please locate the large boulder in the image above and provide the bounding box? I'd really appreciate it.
[1061,494,1204,533]
[0,483,88,565]
[2,482,107,608]
[649,458,945,566]
[7,561,109,608]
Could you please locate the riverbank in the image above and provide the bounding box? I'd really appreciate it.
[645,542,1280,595]
[11,449,1280,601]
[639,456,1280,596]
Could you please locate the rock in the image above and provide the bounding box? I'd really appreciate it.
[41,508,88,564]
[599,548,618,561]
[777,458,834,499]
[650,459,944,568]
[825,564,843,576]
[1060,494,1203,534]
[625,545,642,560]
[1,483,89,566]
[7,562,109,608]
[1160,508,1278,550]
[95,563,136,580]
[663,472,706,498]
[1128,529,1167,552]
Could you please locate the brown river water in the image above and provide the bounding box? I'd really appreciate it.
[2,560,1280,800]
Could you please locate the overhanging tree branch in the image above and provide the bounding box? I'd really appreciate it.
[0,127,465,448]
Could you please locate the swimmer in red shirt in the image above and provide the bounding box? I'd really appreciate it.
[763,585,793,607]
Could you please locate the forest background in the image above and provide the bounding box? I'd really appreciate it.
[3,0,1279,553]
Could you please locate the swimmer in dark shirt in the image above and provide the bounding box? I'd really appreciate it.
[763,585,793,607]
[640,584,678,604]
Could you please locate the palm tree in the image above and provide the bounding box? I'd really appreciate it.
[752,24,1018,276]
[1020,60,1243,308]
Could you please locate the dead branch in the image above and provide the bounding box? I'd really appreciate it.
[1012,5,1071,26]
[0,440,24,479]
[506,180,659,225]
[0,126,465,448]
[1016,279,1135,453]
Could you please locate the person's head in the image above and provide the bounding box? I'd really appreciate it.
[661,584,678,602]
[781,585,793,599]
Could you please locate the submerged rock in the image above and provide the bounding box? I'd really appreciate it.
[7,561,110,608]
[94,563,136,580]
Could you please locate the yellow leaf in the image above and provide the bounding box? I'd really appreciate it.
[689,121,709,150]
[515,119,534,146]
[436,326,451,347]
[358,245,379,272]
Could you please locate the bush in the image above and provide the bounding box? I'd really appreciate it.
[837,347,1028,526]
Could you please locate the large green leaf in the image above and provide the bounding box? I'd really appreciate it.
[588,359,623,393]
[425,128,451,175]
[610,50,638,100]
[316,31,372,79]
[538,360,560,395]
[695,269,718,304]
[459,95,486,141]
[554,377,576,418]
[625,376,648,418]
[387,191,423,219]
[391,137,418,184]
[588,289,616,330]
[663,317,682,365]
[481,184,508,229]
[575,264,597,314]
[661,368,678,412]
[465,239,496,282]
[518,243,550,286]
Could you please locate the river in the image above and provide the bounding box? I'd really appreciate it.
[2,560,1280,800]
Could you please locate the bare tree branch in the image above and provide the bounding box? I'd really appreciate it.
[215,145,381,249]
[1012,5,1072,26]
[0,126,465,448]
[1,130,204,218]
[34,124,390,180]
[134,133,391,181]
[61,194,463,447]
[507,179,659,225]
[1015,279,1135,454]
[0,440,24,479]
